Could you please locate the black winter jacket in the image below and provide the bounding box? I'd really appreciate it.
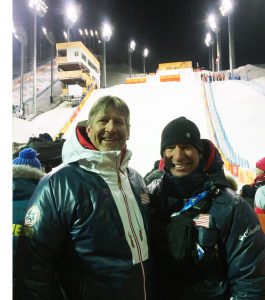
[147,141,265,300]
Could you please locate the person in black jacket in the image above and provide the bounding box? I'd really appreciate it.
[147,116,265,300]
[14,96,152,300]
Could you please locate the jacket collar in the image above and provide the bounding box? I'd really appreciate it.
[62,121,132,174]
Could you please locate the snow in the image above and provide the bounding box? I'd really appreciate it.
[13,64,265,178]
[13,60,58,106]
[209,80,265,167]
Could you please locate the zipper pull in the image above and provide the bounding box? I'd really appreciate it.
[128,232,135,248]
[139,229,143,241]
[117,172,122,189]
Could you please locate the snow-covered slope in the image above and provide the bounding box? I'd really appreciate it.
[13,64,265,177]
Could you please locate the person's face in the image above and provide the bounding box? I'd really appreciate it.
[163,144,202,177]
[86,106,130,151]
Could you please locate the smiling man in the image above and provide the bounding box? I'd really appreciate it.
[14,96,151,300]
[86,101,130,151]
[147,116,265,300]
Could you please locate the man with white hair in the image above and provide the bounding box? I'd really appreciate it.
[14,95,151,300]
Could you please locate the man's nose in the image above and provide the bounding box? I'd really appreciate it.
[172,146,184,160]
[105,120,116,131]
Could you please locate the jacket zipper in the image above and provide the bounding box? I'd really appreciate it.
[115,157,147,300]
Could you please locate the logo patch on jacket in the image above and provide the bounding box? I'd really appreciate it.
[24,206,41,227]
[193,214,210,228]
[239,225,261,241]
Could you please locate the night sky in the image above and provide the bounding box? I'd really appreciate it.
[13,0,265,73]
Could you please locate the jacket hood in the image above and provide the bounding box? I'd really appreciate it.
[62,121,132,173]
[13,165,45,200]
[13,165,45,180]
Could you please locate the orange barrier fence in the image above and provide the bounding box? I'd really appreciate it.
[125,77,147,84]
[160,74,180,82]
[158,61,192,70]
[53,85,95,140]
[221,153,254,184]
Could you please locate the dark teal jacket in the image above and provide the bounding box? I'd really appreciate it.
[14,162,152,300]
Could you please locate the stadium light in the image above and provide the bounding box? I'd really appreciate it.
[128,40,136,78]
[29,0,48,114]
[143,48,149,74]
[65,3,77,42]
[220,0,233,15]
[220,0,235,78]
[101,22,112,88]
[208,13,222,72]
[13,24,28,116]
[63,31,68,40]
[205,33,214,72]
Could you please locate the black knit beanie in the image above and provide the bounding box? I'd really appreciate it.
[160,117,203,156]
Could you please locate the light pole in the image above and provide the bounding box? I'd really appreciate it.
[90,30,95,52]
[143,48,149,74]
[79,28,84,43]
[29,0,48,114]
[220,0,235,78]
[128,40,136,78]
[42,27,55,104]
[65,3,77,42]
[101,22,112,88]
[208,14,222,72]
[84,29,89,48]
[205,33,214,72]
[95,30,99,53]
[13,24,28,116]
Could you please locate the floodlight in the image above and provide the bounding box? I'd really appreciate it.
[102,22,112,41]
[66,3,77,24]
[220,0,233,16]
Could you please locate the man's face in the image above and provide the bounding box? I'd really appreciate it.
[163,144,202,177]
[86,106,130,151]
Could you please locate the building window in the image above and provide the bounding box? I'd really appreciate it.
[58,49,66,57]
[82,53,86,62]
[74,51,79,56]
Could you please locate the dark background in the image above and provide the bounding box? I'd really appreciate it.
[13,0,265,76]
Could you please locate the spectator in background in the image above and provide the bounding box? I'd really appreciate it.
[147,116,265,300]
[255,185,265,234]
[13,132,66,173]
[14,95,152,300]
[241,157,265,207]
[13,148,45,256]
[255,185,265,214]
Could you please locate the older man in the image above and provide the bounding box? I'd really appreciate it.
[14,96,151,300]
[148,116,265,300]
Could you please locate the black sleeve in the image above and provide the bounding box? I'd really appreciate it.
[226,197,265,298]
